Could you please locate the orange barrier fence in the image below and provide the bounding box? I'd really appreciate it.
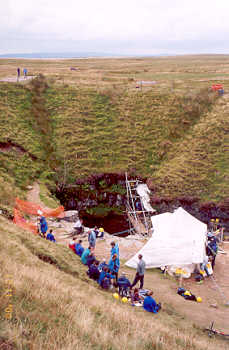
[13,208,38,234]
[13,198,65,234]
[15,198,64,217]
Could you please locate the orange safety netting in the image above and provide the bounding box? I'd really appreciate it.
[13,208,38,234]
[15,198,65,218]
[13,198,65,234]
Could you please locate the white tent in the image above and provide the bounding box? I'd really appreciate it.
[125,207,207,271]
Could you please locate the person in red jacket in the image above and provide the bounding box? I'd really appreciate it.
[69,237,77,252]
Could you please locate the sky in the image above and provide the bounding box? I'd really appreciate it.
[1,0,229,56]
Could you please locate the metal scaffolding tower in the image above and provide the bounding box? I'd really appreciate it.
[125,172,152,236]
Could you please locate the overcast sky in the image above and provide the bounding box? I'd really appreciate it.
[1,0,229,55]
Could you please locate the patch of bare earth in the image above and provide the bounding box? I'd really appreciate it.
[0,76,34,83]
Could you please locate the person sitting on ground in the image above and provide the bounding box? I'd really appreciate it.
[131,288,144,304]
[143,291,161,313]
[98,266,115,290]
[88,260,100,281]
[87,252,96,267]
[69,237,77,252]
[98,258,107,272]
[88,229,96,249]
[81,246,91,265]
[97,227,105,238]
[110,241,119,258]
[46,229,56,242]
[117,272,131,297]
[200,255,211,277]
[75,239,84,257]
[108,253,120,284]
[74,218,83,235]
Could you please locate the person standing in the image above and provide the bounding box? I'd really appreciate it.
[110,241,119,258]
[88,229,96,249]
[108,253,120,284]
[23,68,28,78]
[131,254,145,289]
[17,68,20,81]
[39,215,48,238]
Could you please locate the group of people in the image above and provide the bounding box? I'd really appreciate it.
[17,67,28,80]
[69,230,161,314]
[38,214,56,242]
[69,233,120,288]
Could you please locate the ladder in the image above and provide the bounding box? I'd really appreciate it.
[125,172,152,236]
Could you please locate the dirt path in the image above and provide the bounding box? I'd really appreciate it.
[141,245,229,333]
[0,76,35,83]
[27,182,46,207]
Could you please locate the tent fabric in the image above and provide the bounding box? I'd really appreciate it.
[125,207,207,269]
[136,184,156,212]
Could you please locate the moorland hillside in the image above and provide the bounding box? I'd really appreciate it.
[0,56,228,218]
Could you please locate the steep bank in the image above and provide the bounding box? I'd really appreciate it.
[1,216,229,350]
[0,58,228,221]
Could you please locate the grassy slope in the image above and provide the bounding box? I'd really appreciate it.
[1,217,228,350]
[0,55,229,216]
[45,80,229,202]
[153,94,229,200]
[0,83,44,215]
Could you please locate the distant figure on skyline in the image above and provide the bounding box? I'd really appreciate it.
[17,68,20,81]
[23,68,28,78]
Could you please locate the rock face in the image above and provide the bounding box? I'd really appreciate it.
[55,173,128,212]
[55,173,229,235]
[150,197,229,234]
[59,210,79,223]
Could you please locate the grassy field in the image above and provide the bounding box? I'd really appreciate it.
[0,55,228,213]
[1,216,229,350]
[0,55,229,349]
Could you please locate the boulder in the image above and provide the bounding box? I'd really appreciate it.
[60,210,79,222]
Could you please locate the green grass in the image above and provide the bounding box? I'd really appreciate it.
[39,182,60,208]
[0,55,228,215]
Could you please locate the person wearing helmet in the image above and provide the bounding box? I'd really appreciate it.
[97,227,105,238]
